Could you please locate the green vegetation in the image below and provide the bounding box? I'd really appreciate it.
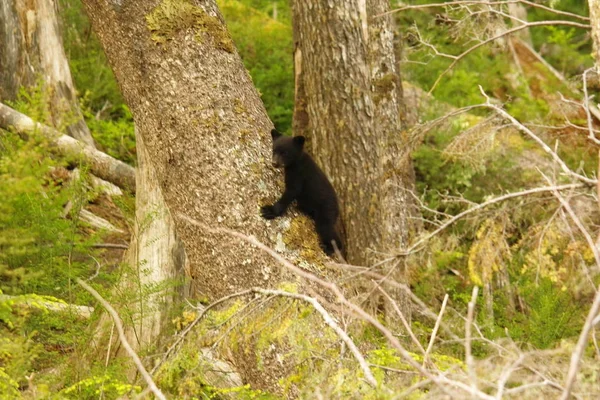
[1,0,599,397]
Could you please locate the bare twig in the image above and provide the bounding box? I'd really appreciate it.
[75,278,166,400]
[179,215,496,399]
[582,68,600,145]
[428,21,590,94]
[150,288,254,376]
[423,294,449,366]
[539,178,600,400]
[375,284,426,355]
[92,243,129,250]
[478,86,596,185]
[466,286,479,392]
[397,183,585,256]
[379,1,589,22]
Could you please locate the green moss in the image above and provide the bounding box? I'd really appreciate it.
[146,0,234,53]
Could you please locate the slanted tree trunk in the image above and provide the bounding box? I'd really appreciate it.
[80,0,306,386]
[0,0,95,146]
[291,0,417,265]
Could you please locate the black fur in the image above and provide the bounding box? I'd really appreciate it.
[261,129,342,255]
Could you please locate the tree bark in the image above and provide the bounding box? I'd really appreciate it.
[291,0,417,266]
[0,102,135,191]
[590,0,600,69]
[0,0,95,146]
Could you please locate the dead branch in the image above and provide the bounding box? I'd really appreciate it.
[539,178,600,400]
[0,294,93,318]
[381,1,589,22]
[466,286,479,392]
[397,183,585,256]
[79,209,125,233]
[477,87,596,185]
[179,214,497,399]
[250,288,378,387]
[428,20,590,94]
[375,284,426,355]
[423,294,449,367]
[75,278,166,400]
[0,102,135,192]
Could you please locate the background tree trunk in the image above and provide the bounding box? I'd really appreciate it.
[0,0,95,146]
[291,0,417,265]
[589,0,600,68]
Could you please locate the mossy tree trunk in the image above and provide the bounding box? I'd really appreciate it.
[291,1,417,270]
[80,0,310,385]
[0,0,95,146]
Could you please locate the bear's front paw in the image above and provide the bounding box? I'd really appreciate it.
[261,205,278,219]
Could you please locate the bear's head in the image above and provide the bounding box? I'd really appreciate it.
[270,129,305,168]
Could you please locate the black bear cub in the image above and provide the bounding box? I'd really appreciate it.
[261,129,343,256]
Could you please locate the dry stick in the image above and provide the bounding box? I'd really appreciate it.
[75,278,166,400]
[582,68,600,145]
[539,178,600,400]
[250,288,377,387]
[397,183,585,256]
[149,288,254,376]
[423,294,449,367]
[477,86,596,186]
[179,215,496,400]
[0,103,136,192]
[375,285,426,355]
[466,286,480,394]
[495,354,525,399]
[379,0,590,21]
[428,20,590,94]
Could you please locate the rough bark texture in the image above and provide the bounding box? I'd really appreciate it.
[0,102,135,191]
[292,0,416,266]
[590,0,600,69]
[80,1,341,389]
[0,0,95,146]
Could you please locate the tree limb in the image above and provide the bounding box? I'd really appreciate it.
[76,278,166,400]
[0,102,135,192]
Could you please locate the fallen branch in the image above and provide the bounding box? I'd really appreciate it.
[0,294,94,318]
[0,102,135,192]
[178,214,496,399]
[76,278,166,400]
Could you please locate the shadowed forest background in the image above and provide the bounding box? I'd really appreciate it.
[1,0,600,398]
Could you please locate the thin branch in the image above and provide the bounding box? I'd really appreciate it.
[150,288,254,376]
[375,284,426,355]
[397,183,585,256]
[466,286,479,393]
[250,288,377,387]
[582,68,600,145]
[540,179,600,400]
[178,215,496,400]
[379,1,590,22]
[75,278,166,400]
[92,243,129,250]
[477,87,596,185]
[423,294,449,366]
[428,20,590,94]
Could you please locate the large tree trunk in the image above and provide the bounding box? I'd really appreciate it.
[80,1,311,382]
[291,0,417,265]
[0,0,95,146]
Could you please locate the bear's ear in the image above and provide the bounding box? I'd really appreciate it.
[271,129,282,140]
[293,136,306,149]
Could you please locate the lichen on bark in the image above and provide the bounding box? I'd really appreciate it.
[146,0,234,52]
